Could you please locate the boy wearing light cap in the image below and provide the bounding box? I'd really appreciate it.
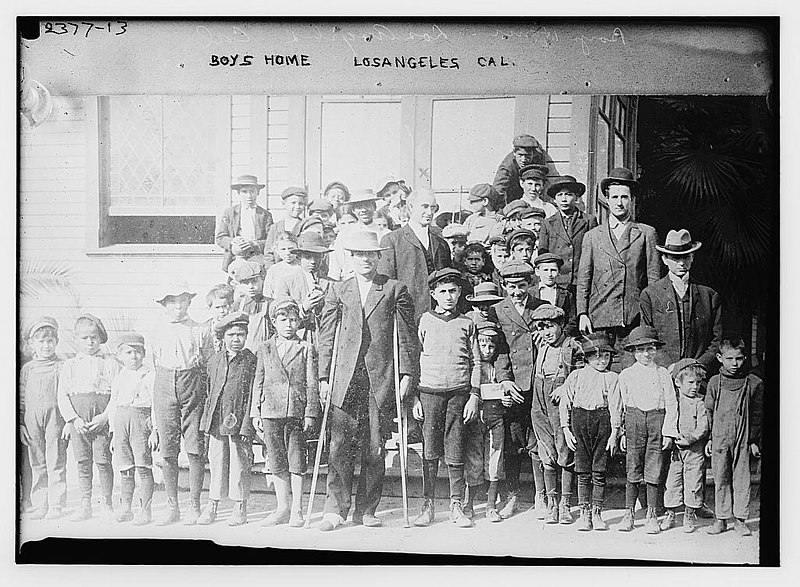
[20,317,67,520]
[251,299,319,528]
[57,314,120,522]
[507,228,537,265]
[463,183,501,244]
[197,312,257,527]
[108,332,157,525]
[442,223,469,268]
[518,165,557,218]
[150,285,211,525]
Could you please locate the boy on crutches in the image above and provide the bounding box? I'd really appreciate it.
[314,229,417,532]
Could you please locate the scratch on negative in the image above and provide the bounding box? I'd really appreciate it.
[63,49,75,57]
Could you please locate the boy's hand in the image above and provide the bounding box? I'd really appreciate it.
[563,427,577,451]
[578,314,593,335]
[662,436,674,451]
[319,380,329,406]
[531,330,545,347]
[148,430,159,451]
[302,289,326,312]
[61,422,73,441]
[750,443,761,458]
[86,413,108,432]
[501,393,513,408]
[705,440,713,457]
[501,380,525,404]
[72,417,87,435]
[549,385,564,402]
[399,375,413,402]
[463,395,479,424]
[606,428,619,456]
[412,398,424,421]
[619,434,627,452]
[303,417,316,436]
[19,425,31,446]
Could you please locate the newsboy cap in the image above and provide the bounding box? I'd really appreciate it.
[502,199,530,218]
[115,332,146,351]
[476,320,501,337]
[442,223,470,239]
[27,316,58,340]
[281,186,308,200]
[269,297,301,320]
[671,358,707,381]
[308,198,334,213]
[427,268,463,289]
[513,135,540,149]
[506,228,537,248]
[468,183,499,203]
[519,164,549,182]
[214,311,250,337]
[519,207,546,220]
[228,260,263,283]
[499,260,535,279]
[530,304,565,323]
[533,252,564,268]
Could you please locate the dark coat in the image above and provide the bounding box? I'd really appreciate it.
[492,296,547,392]
[639,276,722,370]
[318,274,417,412]
[378,224,452,324]
[250,336,320,420]
[201,348,257,436]
[538,209,599,288]
[492,148,547,205]
[576,222,660,329]
[215,204,274,271]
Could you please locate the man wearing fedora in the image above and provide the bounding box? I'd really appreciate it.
[329,189,383,281]
[215,175,274,272]
[576,167,660,358]
[316,230,417,531]
[379,187,452,325]
[639,229,722,372]
[538,175,598,296]
[493,134,548,205]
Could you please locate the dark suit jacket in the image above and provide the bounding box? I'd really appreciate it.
[250,336,320,420]
[215,204,274,271]
[492,148,547,205]
[318,274,417,411]
[639,276,722,370]
[378,224,452,324]
[201,349,257,436]
[492,296,547,392]
[576,222,660,329]
[538,210,598,288]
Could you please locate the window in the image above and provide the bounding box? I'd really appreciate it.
[97,95,231,246]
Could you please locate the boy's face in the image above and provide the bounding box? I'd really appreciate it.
[521,178,544,200]
[503,278,530,303]
[337,213,357,228]
[632,343,657,366]
[508,216,522,230]
[478,335,497,361]
[236,185,259,208]
[164,296,191,322]
[472,303,492,321]
[240,276,265,298]
[75,326,102,356]
[431,281,461,312]
[521,217,542,234]
[311,210,333,225]
[535,262,560,287]
[606,185,632,220]
[717,347,746,374]
[678,373,703,398]
[464,250,485,274]
[554,189,579,213]
[662,252,693,277]
[29,331,58,360]
[298,251,322,275]
[275,241,298,263]
[210,296,232,320]
[490,245,509,270]
[514,148,534,168]
[468,198,487,214]
[351,202,376,225]
[223,325,247,353]
[536,320,563,345]
[325,187,346,206]
[587,350,612,372]
[118,344,145,370]
[350,250,380,278]
[374,216,388,231]
[445,237,467,261]
[284,195,306,218]
[272,311,300,340]
[510,241,534,263]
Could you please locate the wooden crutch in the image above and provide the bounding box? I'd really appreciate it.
[393,315,410,528]
[304,315,342,528]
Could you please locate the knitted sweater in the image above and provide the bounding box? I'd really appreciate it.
[417,310,481,392]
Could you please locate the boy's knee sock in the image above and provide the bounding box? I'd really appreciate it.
[136,467,154,509]
[466,483,482,508]
[97,463,114,505]
[447,465,466,503]
[646,483,659,509]
[162,457,179,502]
[290,473,303,514]
[591,471,606,506]
[577,473,592,505]
[487,481,498,508]
[531,455,545,494]
[544,467,558,495]
[187,453,204,502]
[422,459,439,500]
[119,468,135,509]
[625,482,639,510]
[638,482,648,508]
[77,460,93,500]
[561,467,574,498]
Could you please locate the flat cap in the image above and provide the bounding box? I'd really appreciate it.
[519,164,549,182]
[116,332,146,351]
[308,198,334,213]
[74,313,108,344]
[506,228,537,247]
[513,134,540,149]
[427,267,463,288]
[476,320,501,337]
[519,207,546,219]
[442,223,469,239]
[214,311,249,336]
[530,304,565,322]
[534,252,564,267]
[269,297,301,319]
[499,260,535,279]
[228,260,263,282]
[281,186,308,200]
[502,199,530,218]
[468,183,499,202]
[671,358,707,380]
[487,235,507,247]
[27,316,58,339]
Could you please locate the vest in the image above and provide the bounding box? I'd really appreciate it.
[674,286,692,359]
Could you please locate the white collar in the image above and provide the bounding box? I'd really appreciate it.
[609,215,630,229]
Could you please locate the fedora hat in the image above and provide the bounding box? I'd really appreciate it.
[623,325,665,351]
[600,167,639,194]
[348,189,378,205]
[580,332,616,355]
[465,282,505,304]
[656,229,702,255]
[546,175,586,199]
[295,232,332,254]
[231,174,265,190]
[343,229,388,252]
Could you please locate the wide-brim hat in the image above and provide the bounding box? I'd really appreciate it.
[656,229,702,255]
[27,316,58,340]
[155,282,197,306]
[623,325,665,351]
[348,189,378,205]
[231,174,265,190]
[74,313,108,344]
[546,175,586,199]
[343,228,388,252]
[600,167,639,194]
[295,232,332,254]
[466,282,504,303]
[115,332,146,351]
[580,332,616,355]
[214,311,250,337]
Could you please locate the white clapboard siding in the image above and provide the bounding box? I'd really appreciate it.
[547,95,572,175]
[266,95,291,214]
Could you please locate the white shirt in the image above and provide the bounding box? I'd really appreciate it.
[354,273,374,307]
[284,216,300,234]
[609,215,631,240]
[668,271,690,299]
[513,296,529,317]
[409,222,430,250]
[521,196,558,218]
[240,205,257,241]
[539,284,558,305]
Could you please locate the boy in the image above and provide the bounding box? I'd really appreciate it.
[518,164,557,218]
[263,186,308,268]
[534,253,577,336]
[308,198,335,228]
[493,134,547,204]
[491,200,529,239]
[230,260,270,352]
[529,304,582,525]
[463,183,501,244]
[197,312,257,526]
[617,325,679,533]
[205,284,235,354]
[662,358,709,533]
[150,285,211,525]
[519,207,546,246]
[705,338,763,537]
[251,299,319,527]
[465,282,504,324]
[493,261,548,517]
[507,229,537,265]
[57,314,120,522]
[413,268,481,528]
[263,233,300,299]
[487,235,509,289]
[442,223,469,269]
[108,332,157,525]
[215,174,274,272]
[20,317,67,520]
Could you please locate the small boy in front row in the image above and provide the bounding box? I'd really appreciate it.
[705,338,763,537]
[558,331,622,531]
[197,312,257,527]
[108,332,158,525]
[413,268,481,528]
[251,298,319,528]
[617,326,679,534]
[20,317,67,520]
[57,314,120,522]
[661,358,709,533]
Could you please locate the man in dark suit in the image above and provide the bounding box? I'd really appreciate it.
[538,175,598,296]
[639,229,722,372]
[215,175,274,272]
[492,134,548,205]
[317,230,417,531]
[576,168,660,357]
[378,187,452,325]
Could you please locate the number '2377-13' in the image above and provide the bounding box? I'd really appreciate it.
[44,21,128,37]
